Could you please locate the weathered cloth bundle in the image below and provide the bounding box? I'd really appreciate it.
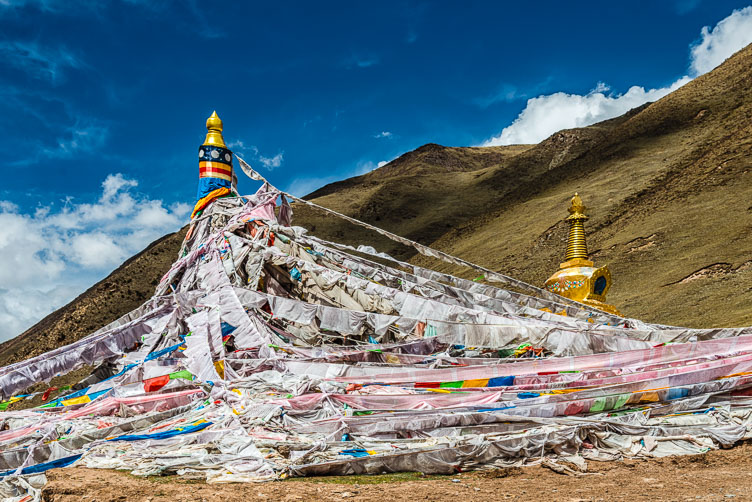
[3,177,752,501]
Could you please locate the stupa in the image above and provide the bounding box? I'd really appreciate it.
[544,193,621,315]
[192,111,235,218]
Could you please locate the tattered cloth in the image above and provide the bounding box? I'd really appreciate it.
[4,168,752,501]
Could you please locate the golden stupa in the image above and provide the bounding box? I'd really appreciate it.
[544,193,621,316]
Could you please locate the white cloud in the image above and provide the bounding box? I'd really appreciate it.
[690,6,752,75]
[374,131,393,139]
[0,201,18,212]
[102,172,137,200]
[227,140,247,150]
[227,140,283,171]
[259,152,284,170]
[70,232,126,268]
[52,122,110,158]
[482,6,752,146]
[0,173,190,341]
[0,284,79,346]
[482,79,690,145]
[134,200,191,228]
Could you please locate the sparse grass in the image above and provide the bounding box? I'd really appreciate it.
[284,472,448,484]
[121,470,449,486]
[126,472,205,485]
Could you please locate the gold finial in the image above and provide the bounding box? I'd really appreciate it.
[568,193,586,218]
[564,193,590,264]
[203,111,227,148]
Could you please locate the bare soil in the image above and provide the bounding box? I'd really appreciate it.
[43,443,752,502]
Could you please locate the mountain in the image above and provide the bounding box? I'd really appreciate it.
[3,43,751,370]
[296,43,752,329]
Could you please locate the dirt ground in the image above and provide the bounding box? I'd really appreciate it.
[42,443,752,502]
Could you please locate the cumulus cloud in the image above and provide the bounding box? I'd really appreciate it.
[70,232,125,268]
[690,6,752,74]
[259,152,284,170]
[482,6,752,146]
[374,131,393,139]
[483,79,690,145]
[0,173,190,341]
[226,140,247,151]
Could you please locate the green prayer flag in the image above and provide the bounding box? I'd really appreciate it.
[589,396,608,412]
[614,394,630,410]
[169,370,194,381]
[439,381,463,388]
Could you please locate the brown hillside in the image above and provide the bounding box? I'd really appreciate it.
[293,104,652,261]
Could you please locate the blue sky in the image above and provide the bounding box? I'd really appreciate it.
[1,0,752,340]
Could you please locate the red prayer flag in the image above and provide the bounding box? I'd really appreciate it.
[143,375,170,393]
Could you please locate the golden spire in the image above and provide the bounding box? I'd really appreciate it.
[564,193,590,264]
[203,111,227,148]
